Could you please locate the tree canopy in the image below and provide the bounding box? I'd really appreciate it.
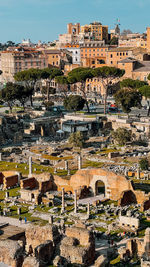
[114,88,142,113]
[64,95,85,112]
[92,66,125,113]
[139,158,149,171]
[68,131,85,148]
[0,82,33,111]
[120,78,147,89]
[40,68,63,101]
[111,127,132,146]
[67,67,94,112]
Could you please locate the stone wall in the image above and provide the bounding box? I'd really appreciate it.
[65,226,95,247]
[119,216,140,229]
[0,240,24,267]
[69,168,133,200]
[25,225,60,252]
[60,226,95,266]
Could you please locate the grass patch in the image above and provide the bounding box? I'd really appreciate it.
[83,160,104,168]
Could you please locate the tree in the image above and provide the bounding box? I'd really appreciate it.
[0,82,18,112]
[120,78,147,89]
[55,76,69,96]
[67,67,94,113]
[16,85,33,110]
[138,85,150,115]
[40,68,63,101]
[114,88,142,114]
[92,66,125,114]
[139,158,149,171]
[43,100,54,111]
[64,95,85,112]
[68,131,85,148]
[14,68,41,106]
[111,127,132,146]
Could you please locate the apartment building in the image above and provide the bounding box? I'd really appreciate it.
[119,34,147,48]
[106,47,134,67]
[80,42,108,68]
[1,47,47,82]
[81,22,108,42]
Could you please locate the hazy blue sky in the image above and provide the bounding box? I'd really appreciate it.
[0,0,150,43]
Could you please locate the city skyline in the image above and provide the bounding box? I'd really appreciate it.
[0,0,150,43]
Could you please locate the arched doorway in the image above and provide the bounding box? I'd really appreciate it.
[95,180,105,196]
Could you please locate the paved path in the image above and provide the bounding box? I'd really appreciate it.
[0,216,30,228]
[77,195,106,205]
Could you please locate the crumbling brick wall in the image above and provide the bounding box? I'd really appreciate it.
[20,177,38,190]
[3,175,18,190]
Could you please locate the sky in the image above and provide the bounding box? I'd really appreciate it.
[0,0,150,43]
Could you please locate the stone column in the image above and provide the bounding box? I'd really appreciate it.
[65,161,68,171]
[5,192,9,198]
[17,207,21,215]
[49,215,53,225]
[61,188,65,213]
[74,190,77,213]
[125,168,128,177]
[29,156,32,177]
[67,169,71,176]
[137,165,140,179]
[78,155,82,170]
[0,153,2,161]
[87,203,90,216]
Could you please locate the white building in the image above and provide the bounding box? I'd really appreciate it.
[66,47,81,65]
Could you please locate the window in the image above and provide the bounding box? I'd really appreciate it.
[126,52,128,55]
[120,52,122,56]
[111,61,113,64]
[110,54,113,58]
[117,53,119,56]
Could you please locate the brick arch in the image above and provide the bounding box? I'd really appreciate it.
[90,175,109,197]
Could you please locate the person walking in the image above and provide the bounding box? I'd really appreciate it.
[24,217,27,224]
